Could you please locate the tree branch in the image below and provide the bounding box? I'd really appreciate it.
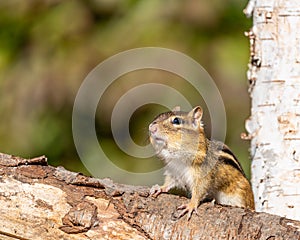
[0,153,299,239]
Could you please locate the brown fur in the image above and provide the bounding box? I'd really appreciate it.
[149,106,255,219]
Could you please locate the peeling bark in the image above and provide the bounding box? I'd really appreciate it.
[0,153,299,239]
[244,0,300,220]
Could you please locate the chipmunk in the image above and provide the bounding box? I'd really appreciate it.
[149,106,254,220]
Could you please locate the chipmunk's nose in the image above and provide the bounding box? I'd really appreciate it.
[149,122,157,134]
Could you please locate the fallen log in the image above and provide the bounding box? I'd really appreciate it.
[0,153,299,239]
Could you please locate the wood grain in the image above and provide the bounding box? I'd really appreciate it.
[0,153,299,239]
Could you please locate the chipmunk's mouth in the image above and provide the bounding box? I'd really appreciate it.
[150,140,166,157]
[152,136,164,143]
[150,136,165,145]
[149,134,167,149]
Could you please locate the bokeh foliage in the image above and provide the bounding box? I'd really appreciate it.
[0,0,251,184]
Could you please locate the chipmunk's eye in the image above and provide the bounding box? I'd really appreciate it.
[172,117,183,125]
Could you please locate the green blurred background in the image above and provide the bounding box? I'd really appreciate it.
[0,0,251,184]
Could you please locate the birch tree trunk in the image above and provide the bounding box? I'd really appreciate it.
[244,0,300,221]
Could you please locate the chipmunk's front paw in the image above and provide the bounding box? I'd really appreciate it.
[150,184,168,198]
[177,201,199,220]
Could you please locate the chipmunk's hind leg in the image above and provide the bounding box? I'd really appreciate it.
[177,200,199,220]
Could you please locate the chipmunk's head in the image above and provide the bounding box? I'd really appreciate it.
[149,106,205,161]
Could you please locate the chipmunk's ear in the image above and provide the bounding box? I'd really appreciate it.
[188,106,203,128]
[188,106,203,119]
[172,106,181,112]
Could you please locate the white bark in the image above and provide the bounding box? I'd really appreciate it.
[245,0,300,220]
